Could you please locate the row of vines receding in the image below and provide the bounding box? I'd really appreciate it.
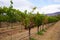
[0,0,60,40]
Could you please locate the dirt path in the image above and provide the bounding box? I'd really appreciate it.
[0,21,60,40]
[33,21,60,40]
[47,21,60,40]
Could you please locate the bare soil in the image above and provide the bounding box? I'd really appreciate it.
[0,21,60,40]
[33,21,60,40]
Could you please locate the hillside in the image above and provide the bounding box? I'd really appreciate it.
[46,12,60,16]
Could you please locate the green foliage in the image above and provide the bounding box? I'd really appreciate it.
[56,15,60,20]
[0,0,59,29]
[33,12,45,26]
[48,16,59,23]
[24,16,30,28]
[0,5,59,28]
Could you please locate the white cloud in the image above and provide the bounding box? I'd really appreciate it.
[0,0,35,11]
[47,0,60,2]
[39,4,60,14]
[13,0,35,12]
[0,0,60,14]
[54,0,60,2]
[0,0,10,7]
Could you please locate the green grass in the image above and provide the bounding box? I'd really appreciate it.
[42,29,47,32]
[30,37,36,40]
[37,29,47,35]
[37,31,44,35]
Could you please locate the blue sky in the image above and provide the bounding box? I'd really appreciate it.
[0,0,60,14]
[29,0,49,7]
[29,0,60,7]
